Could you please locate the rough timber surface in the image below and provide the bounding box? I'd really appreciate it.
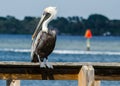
[0,62,119,80]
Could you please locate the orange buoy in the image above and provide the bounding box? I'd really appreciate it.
[85,29,92,39]
[84,29,92,51]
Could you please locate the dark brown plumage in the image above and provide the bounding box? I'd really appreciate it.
[31,30,56,62]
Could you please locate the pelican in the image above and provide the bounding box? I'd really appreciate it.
[31,7,57,68]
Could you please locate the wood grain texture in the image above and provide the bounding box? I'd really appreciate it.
[0,62,119,80]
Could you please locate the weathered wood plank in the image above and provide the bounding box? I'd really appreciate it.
[0,62,119,80]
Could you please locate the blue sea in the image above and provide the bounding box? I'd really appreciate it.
[0,34,120,86]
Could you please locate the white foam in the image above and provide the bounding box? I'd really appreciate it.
[0,48,30,53]
[0,48,120,55]
[53,50,120,55]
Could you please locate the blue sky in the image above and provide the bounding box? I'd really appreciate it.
[0,0,120,20]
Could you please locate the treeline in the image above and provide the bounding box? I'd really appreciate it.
[0,14,120,36]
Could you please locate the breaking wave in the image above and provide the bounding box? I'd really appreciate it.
[0,48,30,53]
[0,48,120,55]
[54,50,120,55]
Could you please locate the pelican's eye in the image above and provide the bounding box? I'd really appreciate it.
[43,12,51,16]
[42,12,51,21]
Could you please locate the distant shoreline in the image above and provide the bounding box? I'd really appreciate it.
[0,33,120,37]
[0,14,120,36]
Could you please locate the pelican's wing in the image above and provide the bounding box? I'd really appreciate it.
[31,31,43,59]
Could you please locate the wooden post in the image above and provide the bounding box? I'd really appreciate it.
[6,80,20,86]
[78,65,94,86]
[94,80,100,86]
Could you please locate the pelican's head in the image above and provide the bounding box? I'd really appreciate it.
[44,7,57,19]
[32,6,57,40]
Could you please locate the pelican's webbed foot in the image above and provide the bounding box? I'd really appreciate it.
[45,59,53,69]
[37,56,53,69]
[40,62,46,68]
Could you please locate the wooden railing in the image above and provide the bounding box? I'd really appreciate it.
[0,62,119,86]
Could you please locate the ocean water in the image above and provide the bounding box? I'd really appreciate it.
[0,34,120,86]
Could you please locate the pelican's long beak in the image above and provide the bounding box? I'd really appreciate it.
[32,12,51,40]
[32,14,46,40]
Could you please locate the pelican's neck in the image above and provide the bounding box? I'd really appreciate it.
[42,16,52,33]
[42,21,48,33]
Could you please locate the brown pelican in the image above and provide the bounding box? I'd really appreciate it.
[31,7,57,68]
